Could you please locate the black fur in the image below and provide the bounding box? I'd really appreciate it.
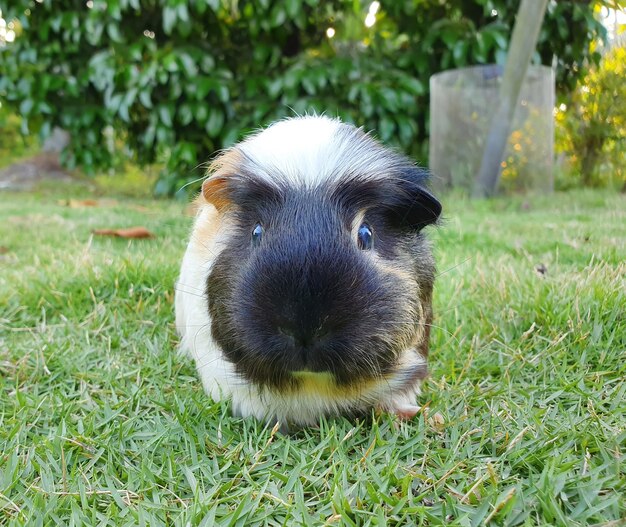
[331,168,441,232]
[207,168,440,391]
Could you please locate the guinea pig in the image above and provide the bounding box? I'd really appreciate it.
[175,115,441,427]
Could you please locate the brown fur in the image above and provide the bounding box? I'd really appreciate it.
[199,149,244,209]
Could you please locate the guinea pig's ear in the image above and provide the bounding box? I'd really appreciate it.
[201,175,231,211]
[386,173,442,231]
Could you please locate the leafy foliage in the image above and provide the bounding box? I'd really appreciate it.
[555,45,626,189]
[0,0,610,194]
[0,102,37,168]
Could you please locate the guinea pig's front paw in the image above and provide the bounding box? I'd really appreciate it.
[382,401,446,431]
[391,403,421,420]
[377,397,421,420]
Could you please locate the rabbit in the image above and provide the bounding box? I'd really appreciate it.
[175,115,441,427]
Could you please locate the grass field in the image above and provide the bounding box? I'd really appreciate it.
[0,186,624,526]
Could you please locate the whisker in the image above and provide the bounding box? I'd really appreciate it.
[177,174,207,194]
[423,322,462,346]
[174,286,206,299]
[175,282,206,292]
[435,257,473,278]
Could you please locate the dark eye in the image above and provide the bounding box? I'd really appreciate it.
[357,223,373,250]
[251,223,263,247]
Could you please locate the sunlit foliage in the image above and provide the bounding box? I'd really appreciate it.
[555,45,626,189]
[0,1,611,194]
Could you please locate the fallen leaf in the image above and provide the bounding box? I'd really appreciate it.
[93,226,155,239]
[59,199,118,208]
[58,199,98,207]
[0,246,8,254]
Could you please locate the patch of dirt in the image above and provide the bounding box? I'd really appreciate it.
[0,152,76,190]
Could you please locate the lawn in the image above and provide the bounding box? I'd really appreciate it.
[0,186,624,526]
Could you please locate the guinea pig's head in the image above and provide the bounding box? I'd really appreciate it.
[202,117,441,392]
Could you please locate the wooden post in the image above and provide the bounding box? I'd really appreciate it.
[473,0,549,198]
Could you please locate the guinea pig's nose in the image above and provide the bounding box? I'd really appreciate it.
[277,321,331,352]
[277,325,312,349]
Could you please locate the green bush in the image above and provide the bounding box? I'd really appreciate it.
[0,1,609,195]
[555,45,626,190]
[0,102,37,168]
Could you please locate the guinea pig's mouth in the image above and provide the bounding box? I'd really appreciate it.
[250,356,426,399]
[288,370,369,396]
[226,347,389,391]
[227,341,427,396]
[291,370,335,383]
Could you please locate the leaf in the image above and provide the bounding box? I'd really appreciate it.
[378,115,395,142]
[58,199,118,208]
[301,76,316,95]
[400,77,424,96]
[139,90,152,108]
[221,126,240,147]
[453,40,467,65]
[396,115,415,146]
[194,103,209,123]
[178,103,194,125]
[216,85,229,103]
[178,52,198,77]
[380,88,400,112]
[205,108,224,137]
[92,227,155,239]
[163,6,177,35]
[158,105,174,127]
[163,52,179,73]
[39,102,53,114]
[285,0,299,18]
[347,85,360,103]
[19,99,34,116]
[440,27,459,48]
[269,5,286,27]
[473,33,487,63]
[60,199,99,207]
[200,55,216,72]
[491,29,509,50]
[106,23,123,43]
[177,3,190,23]
[177,142,197,164]
[194,77,214,99]
[119,89,137,122]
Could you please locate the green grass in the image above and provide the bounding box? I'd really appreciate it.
[1,187,624,526]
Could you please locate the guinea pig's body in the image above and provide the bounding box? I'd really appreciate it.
[175,116,441,426]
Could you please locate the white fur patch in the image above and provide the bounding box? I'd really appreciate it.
[175,205,239,402]
[235,115,399,188]
[239,116,342,183]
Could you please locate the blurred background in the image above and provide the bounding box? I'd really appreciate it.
[0,0,624,197]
